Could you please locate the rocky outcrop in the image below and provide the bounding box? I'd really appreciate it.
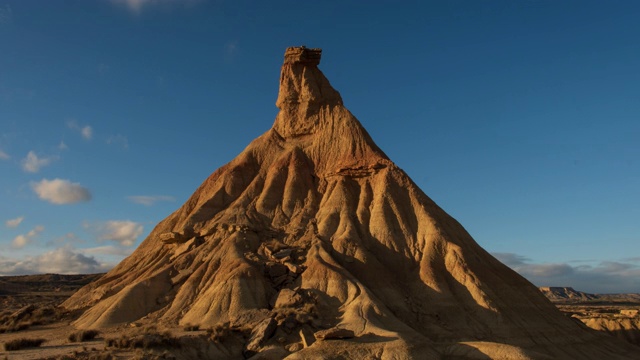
[539,287,598,302]
[582,316,640,346]
[63,47,640,359]
[314,327,355,340]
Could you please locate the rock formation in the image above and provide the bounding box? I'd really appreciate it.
[538,287,598,303]
[63,47,640,359]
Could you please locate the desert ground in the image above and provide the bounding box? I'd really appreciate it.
[0,274,638,359]
[538,287,640,347]
[0,274,240,359]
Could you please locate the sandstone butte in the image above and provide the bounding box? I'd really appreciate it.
[63,47,640,359]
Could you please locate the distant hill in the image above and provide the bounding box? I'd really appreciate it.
[540,286,640,304]
[0,273,103,295]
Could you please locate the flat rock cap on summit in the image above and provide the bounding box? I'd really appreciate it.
[284,46,322,65]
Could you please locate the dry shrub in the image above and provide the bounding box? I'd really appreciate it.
[4,337,46,351]
[0,305,62,333]
[206,321,245,343]
[91,354,114,360]
[0,310,11,322]
[143,325,157,333]
[105,329,180,350]
[131,349,177,360]
[45,350,114,360]
[68,329,100,342]
[30,306,57,325]
[182,323,199,331]
[0,321,31,333]
[104,335,129,348]
[84,354,114,360]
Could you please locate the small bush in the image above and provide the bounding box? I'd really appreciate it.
[0,311,11,323]
[30,306,57,325]
[105,335,127,348]
[142,325,157,333]
[68,329,100,342]
[0,322,31,333]
[206,322,242,343]
[4,338,46,351]
[82,352,114,360]
[13,322,32,331]
[105,330,179,350]
[182,323,199,331]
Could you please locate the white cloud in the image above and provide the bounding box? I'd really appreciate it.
[12,225,44,249]
[5,216,24,228]
[58,141,68,150]
[106,134,129,149]
[87,220,144,247]
[0,247,112,275]
[127,195,175,206]
[31,178,92,204]
[493,252,640,294]
[67,120,93,140]
[0,149,9,160]
[81,126,93,140]
[22,151,56,173]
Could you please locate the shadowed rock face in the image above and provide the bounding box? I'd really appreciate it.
[63,47,640,359]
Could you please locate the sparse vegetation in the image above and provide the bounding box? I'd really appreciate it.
[68,329,100,342]
[30,306,57,325]
[206,322,232,342]
[205,321,247,343]
[131,349,177,360]
[42,350,115,360]
[0,321,32,333]
[182,323,199,331]
[0,305,65,333]
[105,328,180,350]
[4,337,46,351]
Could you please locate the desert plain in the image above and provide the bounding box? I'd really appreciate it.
[1,274,639,359]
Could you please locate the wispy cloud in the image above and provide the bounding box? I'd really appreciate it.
[58,141,68,150]
[110,0,201,14]
[0,4,12,25]
[0,149,9,160]
[83,245,135,257]
[31,178,92,204]
[46,232,83,247]
[67,120,93,140]
[12,225,44,249]
[493,252,640,294]
[22,151,57,173]
[86,220,144,247]
[0,246,112,275]
[106,134,129,149]
[5,216,24,228]
[127,195,175,206]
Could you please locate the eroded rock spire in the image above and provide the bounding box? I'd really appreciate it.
[274,46,343,138]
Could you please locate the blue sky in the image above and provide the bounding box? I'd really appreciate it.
[0,0,638,293]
